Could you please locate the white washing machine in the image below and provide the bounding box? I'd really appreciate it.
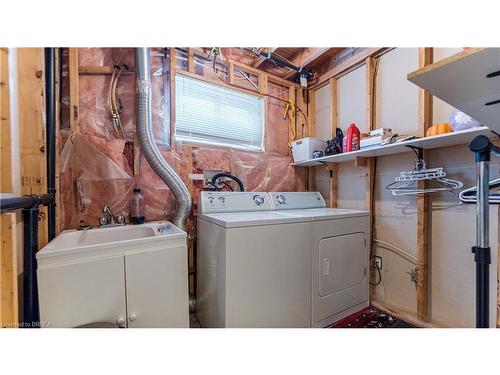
[196,191,369,328]
[269,192,370,328]
[196,191,312,327]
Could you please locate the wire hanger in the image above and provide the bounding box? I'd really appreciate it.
[385,146,463,196]
[458,177,500,204]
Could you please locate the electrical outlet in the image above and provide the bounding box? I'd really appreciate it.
[374,256,382,270]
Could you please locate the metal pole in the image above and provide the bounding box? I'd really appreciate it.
[475,160,489,328]
[468,135,492,328]
[22,207,40,327]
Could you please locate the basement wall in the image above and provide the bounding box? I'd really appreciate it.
[59,48,306,231]
[314,47,499,327]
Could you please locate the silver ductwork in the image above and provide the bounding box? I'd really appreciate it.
[135,48,192,230]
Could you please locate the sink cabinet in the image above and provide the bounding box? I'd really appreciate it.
[37,222,189,328]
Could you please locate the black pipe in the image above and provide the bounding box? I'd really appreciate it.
[44,48,56,241]
[211,173,245,192]
[0,194,54,327]
[0,194,54,213]
[22,207,40,327]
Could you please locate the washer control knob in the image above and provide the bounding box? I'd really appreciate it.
[208,196,215,204]
[276,194,286,205]
[253,194,265,205]
[218,196,226,203]
[129,313,137,322]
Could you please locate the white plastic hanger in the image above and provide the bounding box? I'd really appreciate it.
[458,177,500,204]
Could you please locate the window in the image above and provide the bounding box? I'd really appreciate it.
[175,74,265,151]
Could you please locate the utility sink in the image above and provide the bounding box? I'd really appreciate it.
[37,221,185,259]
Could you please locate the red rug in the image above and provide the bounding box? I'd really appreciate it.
[330,306,414,328]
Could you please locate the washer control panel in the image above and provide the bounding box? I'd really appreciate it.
[270,192,326,210]
[200,192,271,213]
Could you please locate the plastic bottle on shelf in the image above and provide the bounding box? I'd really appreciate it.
[130,188,145,225]
[343,123,361,153]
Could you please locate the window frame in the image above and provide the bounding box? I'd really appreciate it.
[173,70,267,152]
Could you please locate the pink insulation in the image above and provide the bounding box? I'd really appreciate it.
[59,48,305,231]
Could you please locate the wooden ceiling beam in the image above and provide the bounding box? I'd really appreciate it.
[252,48,278,68]
[282,48,331,79]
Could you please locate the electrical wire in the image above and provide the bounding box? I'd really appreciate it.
[220,181,234,191]
[203,48,309,122]
[370,263,382,286]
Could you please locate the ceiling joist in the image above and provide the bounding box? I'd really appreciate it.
[282,48,331,79]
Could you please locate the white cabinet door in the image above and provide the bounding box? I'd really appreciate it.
[125,246,189,328]
[38,256,127,328]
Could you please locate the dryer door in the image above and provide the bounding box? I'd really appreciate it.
[319,232,366,297]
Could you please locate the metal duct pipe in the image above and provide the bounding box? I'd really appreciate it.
[135,48,192,230]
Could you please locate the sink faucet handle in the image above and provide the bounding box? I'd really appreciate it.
[99,217,107,226]
[117,215,126,224]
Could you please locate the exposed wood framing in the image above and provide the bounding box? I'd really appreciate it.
[283,48,331,79]
[187,49,195,73]
[18,48,48,248]
[416,47,433,322]
[0,213,18,328]
[365,56,377,213]
[288,85,296,155]
[1,48,12,193]
[259,73,268,96]
[227,58,300,89]
[0,49,18,328]
[252,48,278,68]
[329,78,338,208]
[78,65,134,75]
[313,48,387,88]
[54,48,62,234]
[498,205,500,327]
[68,48,80,133]
[306,89,316,191]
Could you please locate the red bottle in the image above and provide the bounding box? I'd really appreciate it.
[343,123,360,153]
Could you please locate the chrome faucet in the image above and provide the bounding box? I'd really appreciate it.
[99,205,126,228]
[103,205,116,224]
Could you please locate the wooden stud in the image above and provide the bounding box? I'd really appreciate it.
[187,48,195,73]
[328,78,339,208]
[68,48,80,133]
[18,48,48,247]
[288,85,296,156]
[0,213,18,328]
[228,61,234,85]
[416,47,433,322]
[0,48,12,193]
[259,73,268,95]
[78,66,134,75]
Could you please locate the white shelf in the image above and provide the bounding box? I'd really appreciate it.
[407,48,500,133]
[291,126,494,167]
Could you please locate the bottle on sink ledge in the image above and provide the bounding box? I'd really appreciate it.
[131,188,145,225]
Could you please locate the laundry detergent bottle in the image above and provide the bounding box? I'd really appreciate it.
[343,123,361,152]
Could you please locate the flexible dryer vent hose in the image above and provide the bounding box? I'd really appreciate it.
[135,48,192,230]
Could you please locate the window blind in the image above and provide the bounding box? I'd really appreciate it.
[175,74,265,151]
